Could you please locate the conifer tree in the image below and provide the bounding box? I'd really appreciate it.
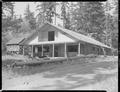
[24,4,36,30]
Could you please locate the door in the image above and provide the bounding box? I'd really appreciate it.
[38,46,42,57]
[54,46,58,57]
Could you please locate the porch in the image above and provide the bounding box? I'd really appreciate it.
[22,42,80,58]
[21,42,106,59]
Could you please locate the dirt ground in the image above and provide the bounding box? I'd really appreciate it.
[2,56,118,91]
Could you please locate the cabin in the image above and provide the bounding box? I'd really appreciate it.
[19,22,112,58]
[6,37,25,54]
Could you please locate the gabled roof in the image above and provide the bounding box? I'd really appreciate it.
[20,22,111,49]
[47,22,111,48]
[6,37,25,45]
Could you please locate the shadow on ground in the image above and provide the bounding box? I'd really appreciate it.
[29,61,117,90]
[10,58,117,77]
[2,57,118,90]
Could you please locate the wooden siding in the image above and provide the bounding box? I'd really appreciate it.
[67,52,78,57]
[28,29,75,45]
[55,31,75,42]
[7,45,20,52]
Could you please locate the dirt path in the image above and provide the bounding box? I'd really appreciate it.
[73,74,118,92]
[2,56,118,91]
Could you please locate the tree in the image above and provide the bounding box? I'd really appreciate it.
[70,2,87,33]
[2,2,14,18]
[70,2,106,42]
[111,0,118,49]
[11,15,23,32]
[2,2,15,32]
[2,2,22,33]
[2,2,15,53]
[85,2,106,41]
[19,19,31,33]
[24,4,31,20]
[65,12,71,29]
[103,0,118,48]
[61,2,71,29]
[24,4,36,30]
[36,2,56,25]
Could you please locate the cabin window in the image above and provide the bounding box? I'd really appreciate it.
[68,45,78,52]
[48,31,54,41]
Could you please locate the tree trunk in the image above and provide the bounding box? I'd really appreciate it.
[109,32,114,56]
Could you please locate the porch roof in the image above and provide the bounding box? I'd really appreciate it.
[29,41,76,45]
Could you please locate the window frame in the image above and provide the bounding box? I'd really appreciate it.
[48,31,55,41]
[67,45,78,52]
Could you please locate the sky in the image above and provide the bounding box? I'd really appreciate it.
[14,2,62,18]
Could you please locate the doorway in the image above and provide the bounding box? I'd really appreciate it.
[54,46,59,57]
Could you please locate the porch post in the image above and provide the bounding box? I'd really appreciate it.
[64,43,67,57]
[23,45,25,55]
[78,42,80,56]
[102,47,106,56]
[32,45,33,57]
[53,44,54,57]
[42,44,43,56]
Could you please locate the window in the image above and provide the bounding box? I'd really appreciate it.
[68,45,78,52]
[48,31,54,41]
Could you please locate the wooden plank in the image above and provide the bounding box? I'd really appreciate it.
[64,43,67,57]
[53,44,54,57]
[78,42,80,56]
[42,44,43,56]
[23,46,25,55]
[32,45,33,57]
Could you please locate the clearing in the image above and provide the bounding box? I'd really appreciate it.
[2,55,118,91]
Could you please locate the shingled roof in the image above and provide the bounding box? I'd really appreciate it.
[6,37,25,45]
[47,22,111,48]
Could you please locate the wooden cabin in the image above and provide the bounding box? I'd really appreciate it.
[6,37,25,54]
[20,22,112,58]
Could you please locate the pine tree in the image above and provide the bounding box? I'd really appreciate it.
[103,0,118,48]
[70,2,87,33]
[85,2,106,41]
[61,2,71,29]
[11,15,23,32]
[36,2,56,24]
[71,2,106,42]
[2,2,15,32]
[65,12,71,29]
[2,2,14,18]
[24,4,36,30]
